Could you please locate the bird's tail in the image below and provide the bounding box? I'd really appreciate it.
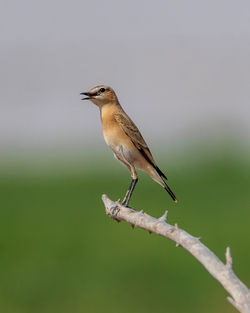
[154,167,177,203]
[163,182,178,203]
[148,167,178,203]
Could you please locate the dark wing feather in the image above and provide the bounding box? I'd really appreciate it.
[114,112,168,180]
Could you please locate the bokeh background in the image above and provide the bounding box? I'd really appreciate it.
[1,0,250,312]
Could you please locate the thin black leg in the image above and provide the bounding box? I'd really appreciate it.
[122,178,138,207]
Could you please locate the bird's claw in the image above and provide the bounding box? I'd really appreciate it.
[121,201,128,207]
[110,205,120,217]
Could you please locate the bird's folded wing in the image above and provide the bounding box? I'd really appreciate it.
[114,112,156,166]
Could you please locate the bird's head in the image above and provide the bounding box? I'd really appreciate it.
[80,85,118,107]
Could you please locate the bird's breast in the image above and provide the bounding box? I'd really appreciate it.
[101,105,136,158]
[102,120,132,152]
[103,125,124,151]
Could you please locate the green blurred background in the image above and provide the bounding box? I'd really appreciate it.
[0,140,249,313]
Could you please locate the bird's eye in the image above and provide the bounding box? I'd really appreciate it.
[99,88,106,93]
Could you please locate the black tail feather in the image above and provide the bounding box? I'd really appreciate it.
[155,166,168,180]
[138,148,176,201]
[164,183,177,203]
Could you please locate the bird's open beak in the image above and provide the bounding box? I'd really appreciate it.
[80,92,90,100]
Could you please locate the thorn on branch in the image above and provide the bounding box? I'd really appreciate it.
[131,224,135,229]
[175,223,179,231]
[158,210,168,223]
[176,242,181,247]
[116,201,122,208]
[226,247,233,269]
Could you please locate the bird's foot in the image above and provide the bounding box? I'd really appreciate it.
[110,205,120,217]
[121,200,130,208]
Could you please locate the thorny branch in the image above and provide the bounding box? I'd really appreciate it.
[102,194,250,313]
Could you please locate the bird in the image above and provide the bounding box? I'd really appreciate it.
[80,85,177,207]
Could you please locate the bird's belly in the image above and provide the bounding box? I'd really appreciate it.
[103,132,119,152]
[103,130,138,165]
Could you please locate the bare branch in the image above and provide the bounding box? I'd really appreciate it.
[102,194,250,313]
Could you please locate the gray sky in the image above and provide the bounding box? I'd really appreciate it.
[0,0,250,154]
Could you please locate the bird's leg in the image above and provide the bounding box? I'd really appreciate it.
[122,178,138,207]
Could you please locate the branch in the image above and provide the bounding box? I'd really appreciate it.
[102,195,250,313]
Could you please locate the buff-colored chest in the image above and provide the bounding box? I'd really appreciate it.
[100,104,131,152]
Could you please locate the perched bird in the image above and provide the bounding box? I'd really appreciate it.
[81,85,177,206]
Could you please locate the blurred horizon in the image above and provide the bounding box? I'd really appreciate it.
[0,135,249,176]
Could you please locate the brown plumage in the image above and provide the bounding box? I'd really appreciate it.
[81,85,177,206]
